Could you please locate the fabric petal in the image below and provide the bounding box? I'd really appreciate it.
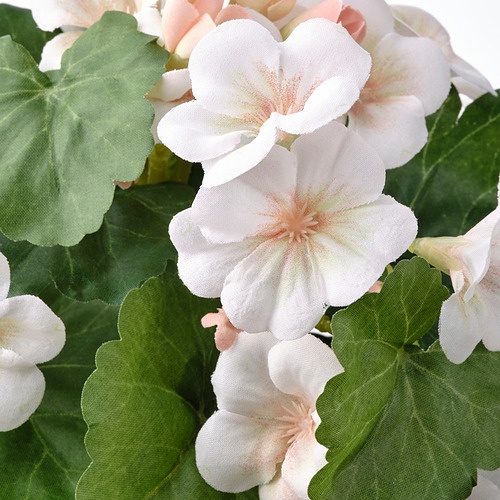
[314,195,417,306]
[148,69,192,102]
[161,0,200,53]
[349,95,427,169]
[174,13,216,60]
[39,31,83,72]
[0,253,10,302]
[193,0,224,19]
[0,296,65,364]
[169,208,254,297]
[192,145,296,244]
[134,6,163,41]
[211,332,290,417]
[0,348,45,432]
[195,410,286,492]
[188,19,280,116]
[222,239,325,340]
[468,474,500,500]
[158,100,244,162]
[259,469,299,500]
[268,334,343,402]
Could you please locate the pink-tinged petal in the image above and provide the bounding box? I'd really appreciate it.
[168,209,254,297]
[349,95,428,169]
[201,309,241,351]
[158,100,244,162]
[39,31,83,72]
[174,13,216,60]
[268,334,343,402]
[211,332,290,417]
[279,19,371,100]
[188,19,280,116]
[0,296,65,364]
[162,0,200,53]
[193,145,296,244]
[315,195,417,306]
[245,8,283,41]
[0,253,10,302]
[193,0,224,19]
[259,470,299,500]
[134,6,163,40]
[200,117,278,188]
[0,349,45,432]
[468,474,500,500]
[267,0,296,22]
[338,5,366,43]
[222,239,325,340]
[439,292,485,364]
[274,76,360,134]
[292,121,385,210]
[233,0,269,13]
[195,410,286,492]
[215,5,251,24]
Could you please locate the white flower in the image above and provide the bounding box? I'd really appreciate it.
[195,332,343,498]
[32,0,162,71]
[411,181,500,364]
[169,122,417,340]
[0,253,65,431]
[468,469,500,499]
[391,5,497,100]
[158,18,371,187]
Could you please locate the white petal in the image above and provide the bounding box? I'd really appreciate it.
[315,195,417,306]
[148,70,192,102]
[468,474,500,500]
[0,349,45,432]
[158,100,244,162]
[245,7,283,41]
[0,296,65,364]
[169,208,254,297]
[192,145,297,244]
[222,239,325,340]
[39,31,83,72]
[134,6,163,41]
[279,18,371,97]
[268,334,343,402]
[200,117,278,187]
[188,19,280,116]
[0,253,10,302]
[259,470,299,500]
[349,95,428,169]
[212,332,289,417]
[195,410,286,492]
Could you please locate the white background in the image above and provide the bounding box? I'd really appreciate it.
[1,0,499,89]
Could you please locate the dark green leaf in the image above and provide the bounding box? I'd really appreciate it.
[0,12,168,246]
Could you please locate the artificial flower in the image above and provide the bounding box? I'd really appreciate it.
[158,18,371,187]
[0,253,65,431]
[169,122,417,340]
[32,0,162,71]
[201,308,242,351]
[391,5,497,100]
[195,331,343,498]
[468,469,500,499]
[411,181,500,363]
[232,0,296,22]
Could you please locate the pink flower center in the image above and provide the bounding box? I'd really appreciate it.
[276,399,315,445]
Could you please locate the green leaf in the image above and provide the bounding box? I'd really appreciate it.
[0,182,194,304]
[385,88,500,237]
[0,5,60,63]
[77,263,257,499]
[0,11,168,246]
[0,286,119,499]
[310,258,500,499]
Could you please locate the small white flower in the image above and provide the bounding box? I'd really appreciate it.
[169,122,417,340]
[158,17,371,187]
[0,253,65,431]
[468,468,500,499]
[195,332,343,498]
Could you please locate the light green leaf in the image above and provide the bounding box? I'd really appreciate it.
[0,182,194,304]
[0,12,168,246]
[0,286,119,499]
[385,88,500,237]
[310,258,500,499]
[77,263,258,499]
[0,5,60,63]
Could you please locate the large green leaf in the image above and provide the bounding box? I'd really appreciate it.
[77,263,258,499]
[310,258,500,499]
[0,5,60,63]
[0,286,119,499]
[0,12,168,246]
[0,182,194,304]
[385,88,500,237]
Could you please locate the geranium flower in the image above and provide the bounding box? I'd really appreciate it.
[195,331,343,498]
[468,469,500,499]
[32,0,162,71]
[391,5,497,100]
[0,253,65,431]
[158,18,371,187]
[411,182,500,363]
[201,308,242,351]
[169,122,417,339]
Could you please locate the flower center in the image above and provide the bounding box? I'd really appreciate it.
[276,400,315,445]
[275,201,319,243]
